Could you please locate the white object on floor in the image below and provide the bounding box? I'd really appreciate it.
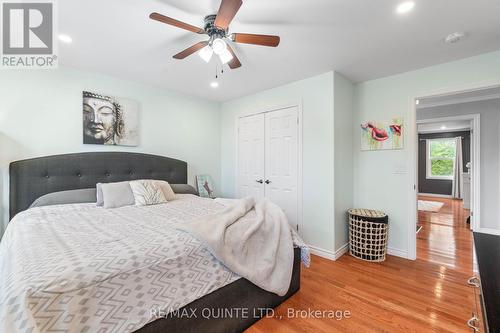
[418,200,444,212]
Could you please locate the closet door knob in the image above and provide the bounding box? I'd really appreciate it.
[265,180,271,184]
[256,179,263,184]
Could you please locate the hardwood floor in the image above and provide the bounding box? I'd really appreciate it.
[417,196,472,274]
[246,197,474,333]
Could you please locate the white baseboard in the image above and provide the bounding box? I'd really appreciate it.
[309,243,348,261]
[476,228,500,236]
[418,193,453,198]
[309,246,335,260]
[310,244,408,261]
[334,243,349,259]
[387,247,408,259]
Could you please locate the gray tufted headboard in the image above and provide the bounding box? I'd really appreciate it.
[9,152,188,219]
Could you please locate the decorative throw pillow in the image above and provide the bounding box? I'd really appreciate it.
[129,180,167,206]
[153,180,176,201]
[100,182,136,209]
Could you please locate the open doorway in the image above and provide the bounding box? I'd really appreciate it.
[415,114,475,270]
[411,85,500,270]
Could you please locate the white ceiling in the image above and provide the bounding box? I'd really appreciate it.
[59,0,500,102]
[418,120,471,134]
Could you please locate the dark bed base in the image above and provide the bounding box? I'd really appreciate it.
[136,248,301,333]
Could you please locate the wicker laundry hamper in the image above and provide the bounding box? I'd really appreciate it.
[348,208,388,262]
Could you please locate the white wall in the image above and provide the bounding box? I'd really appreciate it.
[418,99,500,231]
[0,67,221,234]
[220,72,336,252]
[354,50,500,257]
[334,73,354,251]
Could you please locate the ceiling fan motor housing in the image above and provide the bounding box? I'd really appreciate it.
[204,14,227,40]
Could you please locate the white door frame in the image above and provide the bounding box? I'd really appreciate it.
[416,114,480,229]
[234,102,303,233]
[408,80,500,260]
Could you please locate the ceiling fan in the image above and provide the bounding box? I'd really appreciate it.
[149,0,280,69]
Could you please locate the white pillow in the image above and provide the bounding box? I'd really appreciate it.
[100,182,135,209]
[129,180,167,206]
[154,180,176,201]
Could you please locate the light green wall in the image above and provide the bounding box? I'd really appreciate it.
[220,72,336,252]
[3,49,500,255]
[0,67,221,234]
[354,50,500,255]
[333,72,354,251]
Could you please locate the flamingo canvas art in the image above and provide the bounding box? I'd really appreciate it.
[360,117,404,150]
[196,174,216,198]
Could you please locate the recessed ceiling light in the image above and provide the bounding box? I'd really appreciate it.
[440,125,447,130]
[58,34,72,44]
[445,32,466,44]
[210,81,219,88]
[396,1,415,14]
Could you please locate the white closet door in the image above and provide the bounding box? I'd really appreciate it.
[237,113,265,199]
[265,106,299,230]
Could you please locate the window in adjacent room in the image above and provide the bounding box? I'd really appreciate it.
[426,138,456,180]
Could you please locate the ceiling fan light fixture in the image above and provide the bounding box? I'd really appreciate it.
[212,38,227,55]
[151,0,279,69]
[198,45,213,63]
[219,47,234,64]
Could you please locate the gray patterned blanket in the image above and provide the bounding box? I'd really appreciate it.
[0,195,239,333]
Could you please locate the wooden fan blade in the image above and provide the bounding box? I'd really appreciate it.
[226,44,242,69]
[232,33,280,47]
[173,41,208,59]
[150,12,205,34]
[214,0,242,30]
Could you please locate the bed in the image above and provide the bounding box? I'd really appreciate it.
[3,152,301,333]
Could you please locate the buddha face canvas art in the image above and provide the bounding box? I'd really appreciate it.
[82,91,139,146]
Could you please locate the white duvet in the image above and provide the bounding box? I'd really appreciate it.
[0,195,240,333]
[176,197,309,296]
